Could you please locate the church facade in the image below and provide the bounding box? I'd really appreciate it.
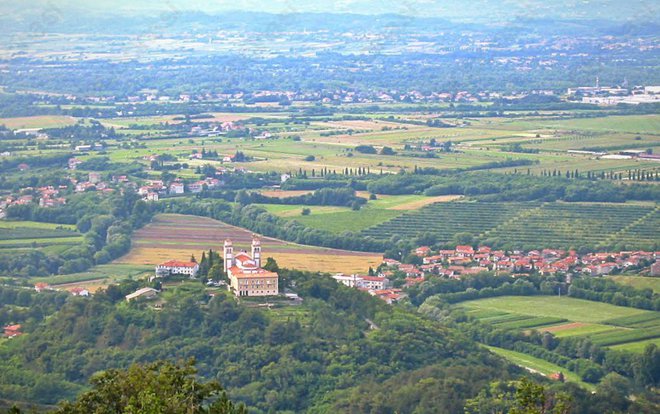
[224,237,279,297]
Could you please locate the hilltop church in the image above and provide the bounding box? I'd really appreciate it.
[224,237,279,297]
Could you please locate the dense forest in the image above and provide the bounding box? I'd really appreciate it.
[2,269,657,413]
[0,270,516,411]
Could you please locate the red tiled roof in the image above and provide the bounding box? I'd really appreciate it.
[159,260,197,268]
[229,266,278,279]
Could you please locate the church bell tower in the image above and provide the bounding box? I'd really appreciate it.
[223,239,234,272]
[251,236,261,268]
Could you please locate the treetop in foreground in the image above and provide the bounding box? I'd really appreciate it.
[55,359,246,414]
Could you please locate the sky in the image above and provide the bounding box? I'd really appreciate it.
[4,0,659,22]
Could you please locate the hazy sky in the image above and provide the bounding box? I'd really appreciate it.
[5,0,659,22]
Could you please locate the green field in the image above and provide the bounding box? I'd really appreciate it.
[607,276,660,293]
[361,202,660,250]
[610,338,660,353]
[29,264,153,286]
[0,221,83,252]
[460,296,660,351]
[258,194,459,233]
[0,221,77,230]
[485,346,594,390]
[460,296,652,323]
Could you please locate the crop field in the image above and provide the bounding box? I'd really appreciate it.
[361,202,660,250]
[292,209,404,233]
[258,190,314,198]
[118,214,381,274]
[0,221,82,252]
[30,264,154,292]
[476,114,660,135]
[610,338,660,353]
[0,115,78,129]
[258,194,462,233]
[361,202,537,242]
[460,296,660,350]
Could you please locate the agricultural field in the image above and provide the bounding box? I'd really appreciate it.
[0,220,82,252]
[0,115,78,129]
[118,214,381,274]
[361,201,660,250]
[460,296,660,349]
[259,194,462,233]
[485,346,594,390]
[607,276,660,293]
[30,264,153,292]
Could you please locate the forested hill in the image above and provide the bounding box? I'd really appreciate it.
[0,270,519,412]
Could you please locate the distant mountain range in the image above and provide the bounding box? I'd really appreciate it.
[3,0,659,23]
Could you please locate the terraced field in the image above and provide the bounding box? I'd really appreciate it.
[360,201,659,250]
[460,296,660,352]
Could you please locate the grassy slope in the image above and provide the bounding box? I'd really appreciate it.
[485,346,595,390]
[607,276,660,294]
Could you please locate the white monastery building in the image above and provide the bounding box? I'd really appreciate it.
[224,237,279,297]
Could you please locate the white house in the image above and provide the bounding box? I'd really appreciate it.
[155,260,199,278]
[125,287,159,302]
[169,182,185,195]
[332,274,391,290]
[332,273,363,288]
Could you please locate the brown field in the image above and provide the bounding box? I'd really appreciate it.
[118,214,381,274]
[389,195,463,210]
[321,119,415,130]
[258,189,314,198]
[0,115,78,129]
[53,279,109,293]
[206,112,254,122]
[542,322,590,333]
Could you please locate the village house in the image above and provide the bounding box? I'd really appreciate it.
[155,260,199,278]
[69,287,90,297]
[125,287,159,302]
[370,289,406,304]
[145,192,159,202]
[224,237,279,297]
[414,246,432,256]
[332,273,364,288]
[455,245,475,257]
[68,158,83,170]
[3,324,22,338]
[39,197,67,208]
[332,274,391,290]
[651,261,660,277]
[169,182,185,195]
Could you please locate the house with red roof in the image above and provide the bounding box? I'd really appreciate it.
[3,324,22,338]
[455,245,475,257]
[415,246,432,256]
[224,237,279,297]
[155,260,199,278]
